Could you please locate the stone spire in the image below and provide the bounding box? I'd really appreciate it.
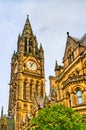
[55,60,59,71]
[22,15,33,36]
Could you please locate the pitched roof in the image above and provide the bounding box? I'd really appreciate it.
[80,34,86,46]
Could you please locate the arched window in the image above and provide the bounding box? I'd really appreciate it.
[76,90,82,104]
[24,37,27,53]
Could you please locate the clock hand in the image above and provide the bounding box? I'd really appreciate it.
[30,62,34,67]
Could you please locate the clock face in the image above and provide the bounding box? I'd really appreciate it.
[27,60,37,70]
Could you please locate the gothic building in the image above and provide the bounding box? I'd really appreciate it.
[8,16,86,130]
[50,32,86,120]
[8,16,46,130]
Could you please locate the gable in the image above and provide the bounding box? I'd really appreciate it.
[63,33,80,62]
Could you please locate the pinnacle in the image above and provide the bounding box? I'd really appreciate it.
[55,60,59,71]
[67,32,69,36]
[22,15,33,36]
[40,43,43,50]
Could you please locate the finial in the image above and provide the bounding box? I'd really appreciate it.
[27,15,29,20]
[67,32,69,36]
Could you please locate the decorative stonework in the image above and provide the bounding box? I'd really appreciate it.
[8,17,86,129]
[8,16,46,130]
[50,33,86,121]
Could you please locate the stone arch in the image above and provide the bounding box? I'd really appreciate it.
[72,85,85,93]
[24,77,29,82]
[72,85,84,105]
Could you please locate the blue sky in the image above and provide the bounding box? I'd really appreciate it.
[0,0,86,114]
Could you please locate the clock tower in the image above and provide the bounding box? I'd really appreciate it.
[8,16,46,130]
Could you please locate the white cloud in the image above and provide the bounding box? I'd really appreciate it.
[0,0,86,114]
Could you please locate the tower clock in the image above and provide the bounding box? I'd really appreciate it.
[8,16,46,130]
